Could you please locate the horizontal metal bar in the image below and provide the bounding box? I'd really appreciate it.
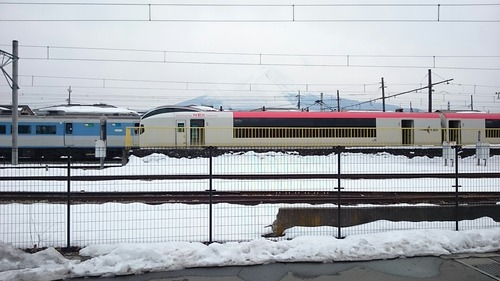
[1,191,498,205]
[1,173,499,181]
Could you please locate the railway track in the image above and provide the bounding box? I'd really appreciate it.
[1,191,499,205]
[3,146,499,164]
[131,146,500,159]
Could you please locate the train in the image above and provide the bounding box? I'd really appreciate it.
[2,104,500,161]
[135,108,500,148]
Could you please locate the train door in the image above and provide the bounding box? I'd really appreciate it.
[176,120,187,146]
[64,122,74,146]
[190,119,205,146]
[401,120,414,145]
[448,120,462,144]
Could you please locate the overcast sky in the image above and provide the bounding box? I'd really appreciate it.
[1,0,499,112]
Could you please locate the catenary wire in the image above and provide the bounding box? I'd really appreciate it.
[0,2,499,22]
[2,44,499,71]
[3,43,500,59]
[16,57,500,71]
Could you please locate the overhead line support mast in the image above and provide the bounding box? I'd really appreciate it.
[0,40,19,165]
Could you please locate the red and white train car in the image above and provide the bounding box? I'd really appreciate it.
[137,109,500,148]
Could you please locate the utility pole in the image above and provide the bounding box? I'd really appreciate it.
[470,95,473,110]
[67,86,72,105]
[336,90,340,111]
[12,41,19,165]
[381,77,386,112]
[428,69,433,112]
[1,41,19,164]
[297,90,301,110]
[320,92,324,112]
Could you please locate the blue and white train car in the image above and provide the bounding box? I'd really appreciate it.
[0,115,140,160]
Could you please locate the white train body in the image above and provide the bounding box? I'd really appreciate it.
[137,110,500,148]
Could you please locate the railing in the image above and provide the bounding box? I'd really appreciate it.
[125,126,500,148]
[1,145,499,250]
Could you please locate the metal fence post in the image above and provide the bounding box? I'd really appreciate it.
[336,146,344,239]
[66,148,71,250]
[454,145,461,231]
[208,146,214,243]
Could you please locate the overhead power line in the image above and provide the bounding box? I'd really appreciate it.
[19,56,500,71]
[10,74,498,94]
[12,74,499,92]
[16,74,379,89]
[0,2,497,6]
[0,2,499,22]
[344,78,454,109]
[3,43,500,59]
[1,2,498,8]
[2,74,497,96]
[11,78,382,95]
[2,44,499,71]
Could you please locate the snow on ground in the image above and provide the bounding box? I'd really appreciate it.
[1,226,500,280]
[1,151,500,280]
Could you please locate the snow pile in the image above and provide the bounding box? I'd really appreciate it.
[1,227,500,280]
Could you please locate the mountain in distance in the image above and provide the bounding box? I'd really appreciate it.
[177,68,415,112]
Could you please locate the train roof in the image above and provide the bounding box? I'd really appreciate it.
[188,105,219,111]
[0,105,35,115]
[232,111,443,119]
[141,105,211,120]
[441,112,500,119]
[0,115,140,122]
[35,104,139,116]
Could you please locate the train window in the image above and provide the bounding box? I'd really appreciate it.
[401,120,414,145]
[133,122,144,134]
[487,130,500,138]
[233,117,376,139]
[233,127,376,139]
[486,119,500,138]
[65,123,73,135]
[233,118,376,128]
[190,119,205,146]
[0,125,5,134]
[448,120,461,144]
[18,125,31,134]
[36,125,57,134]
[177,123,185,133]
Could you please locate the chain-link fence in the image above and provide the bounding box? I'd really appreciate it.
[1,145,499,249]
